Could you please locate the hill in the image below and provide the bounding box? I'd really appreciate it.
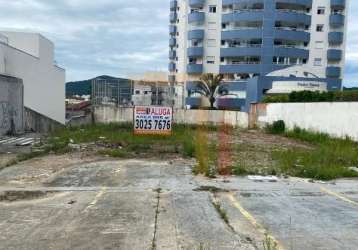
[66,75,129,97]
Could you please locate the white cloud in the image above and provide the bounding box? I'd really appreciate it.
[0,0,357,86]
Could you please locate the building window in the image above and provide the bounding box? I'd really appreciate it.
[315,41,324,49]
[314,58,322,66]
[207,39,216,47]
[316,24,324,32]
[220,57,224,63]
[209,5,217,13]
[317,7,325,15]
[206,56,215,64]
[135,90,140,95]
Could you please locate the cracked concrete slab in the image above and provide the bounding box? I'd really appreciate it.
[0,158,357,250]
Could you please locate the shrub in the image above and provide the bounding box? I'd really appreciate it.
[262,95,289,103]
[266,120,285,134]
[263,90,358,103]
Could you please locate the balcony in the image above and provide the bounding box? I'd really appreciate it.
[220,64,261,74]
[221,29,262,40]
[326,66,341,78]
[274,47,309,59]
[189,0,205,8]
[222,0,264,7]
[276,0,312,8]
[221,47,261,57]
[328,32,344,45]
[169,25,177,35]
[275,29,310,43]
[188,47,204,57]
[330,14,345,28]
[188,12,205,24]
[222,11,263,23]
[187,64,203,74]
[327,49,342,61]
[170,1,177,11]
[169,38,176,47]
[331,0,345,10]
[169,50,176,60]
[168,62,176,72]
[188,30,205,40]
[275,12,311,26]
[170,12,177,23]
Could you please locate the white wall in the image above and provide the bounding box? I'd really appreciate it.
[0,32,65,124]
[94,106,249,128]
[257,103,358,141]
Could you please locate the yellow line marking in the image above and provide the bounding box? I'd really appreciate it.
[320,187,358,206]
[227,193,285,250]
[83,187,107,212]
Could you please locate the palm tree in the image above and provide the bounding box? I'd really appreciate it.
[196,73,224,109]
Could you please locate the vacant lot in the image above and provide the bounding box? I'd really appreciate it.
[0,124,357,250]
[4,123,356,180]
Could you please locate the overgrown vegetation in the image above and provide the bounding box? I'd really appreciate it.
[211,199,233,231]
[192,126,217,177]
[263,234,279,250]
[262,90,358,103]
[271,126,358,180]
[265,120,285,135]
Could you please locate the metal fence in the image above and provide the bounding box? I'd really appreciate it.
[92,78,180,107]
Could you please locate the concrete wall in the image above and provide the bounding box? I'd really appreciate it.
[24,107,63,134]
[93,106,248,128]
[253,102,358,141]
[0,32,65,124]
[0,75,24,135]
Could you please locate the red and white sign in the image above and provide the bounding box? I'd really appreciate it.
[134,106,173,135]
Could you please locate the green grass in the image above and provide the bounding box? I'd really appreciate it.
[48,123,199,158]
[272,127,358,180]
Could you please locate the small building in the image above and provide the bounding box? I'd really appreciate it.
[0,31,65,124]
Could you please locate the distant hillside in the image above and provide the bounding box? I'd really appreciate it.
[66,75,130,97]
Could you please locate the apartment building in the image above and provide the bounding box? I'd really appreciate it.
[169,0,348,111]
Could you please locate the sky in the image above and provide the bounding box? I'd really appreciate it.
[0,0,357,87]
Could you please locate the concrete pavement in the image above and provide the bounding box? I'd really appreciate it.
[0,159,357,250]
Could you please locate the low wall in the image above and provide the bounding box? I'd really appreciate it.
[0,75,24,135]
[252,102,358,141]
[67,114,93,127]
[94,106,249,128]
[25,107,64,133]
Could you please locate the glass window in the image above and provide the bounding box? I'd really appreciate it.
[317,7,325,15]
[316,25,324,32]
[209,6,217,13]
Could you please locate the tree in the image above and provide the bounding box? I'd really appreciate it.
[196,73,224,109]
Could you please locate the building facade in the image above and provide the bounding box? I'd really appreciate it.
[169,0,348,111]
[0,31,66,123]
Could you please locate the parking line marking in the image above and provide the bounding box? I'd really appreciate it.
[83,187,107,212]
[227,193,285,250]
[320,187,358,207]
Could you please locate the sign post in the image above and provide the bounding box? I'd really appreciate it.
[134,106,173,135]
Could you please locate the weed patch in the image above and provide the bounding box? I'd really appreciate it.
[271,128,358,180]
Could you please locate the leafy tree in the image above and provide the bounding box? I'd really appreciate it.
[196,73,224,109]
